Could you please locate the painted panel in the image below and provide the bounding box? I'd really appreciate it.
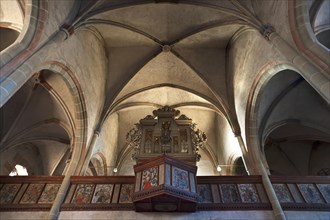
[71,184,94,204]
[159,164,164,185]
[20,184,44,204]
[211,184,220,203]
[197,184,212,203]
[119,184,134,203]
[92,184,113,204]
[317,184,330,203]
[0,184,21,204]
[189,172,196,193]
[141,166,158,190]
[273,184,293,203]
[172,166,189,191]
[135,172,141,192]
[112,184,121,203]
[219,184,240,203]
[38,184,61,204]
[298,184,323,203]
[238,184,259,203]
[165,164,171,185]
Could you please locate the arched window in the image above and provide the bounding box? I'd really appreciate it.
[9,164,28,176]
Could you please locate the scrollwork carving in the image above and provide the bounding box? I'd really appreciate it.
[190,123,206,162]
[126,123,142,161]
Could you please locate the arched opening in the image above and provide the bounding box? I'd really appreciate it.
[315,29,330,49]
[309,0,330,49]
[257,69,330,175]
[231,157,248,176]
[0,0,24,52]
[0,27,20,52]
[0,71,74,175]
[264,123,330,175]
[87,154,107,176]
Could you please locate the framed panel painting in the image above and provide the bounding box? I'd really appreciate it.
[172,166,189,191]
[141,166,158,190]
[92,184,113,204]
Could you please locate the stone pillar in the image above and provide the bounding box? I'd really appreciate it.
[79,129,100,175]
[236,133,286,220]
[47,175,71,220]
[47,155,78,220]
[259,161,286,220]
[263,26,330,104]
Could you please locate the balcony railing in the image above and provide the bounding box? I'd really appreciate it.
[0,175,329,212]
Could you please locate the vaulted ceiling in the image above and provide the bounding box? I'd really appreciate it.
[0,0,329,176]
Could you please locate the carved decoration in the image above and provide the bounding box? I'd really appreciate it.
[128,106,205,164]
[190,123,206,162]
[126,124,142,161]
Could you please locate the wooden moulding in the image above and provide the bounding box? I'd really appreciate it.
[0,176,64,184]
[269,176,330,184]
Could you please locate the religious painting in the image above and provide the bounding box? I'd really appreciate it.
[141,166,158,190]
[298,184,323,203]
[238,184,259,203]
[219,184,240,203]
[273,184,293,203]
[38,184,61,204]
[119,184,134,203]
[0,184,21,204]
[317,184,330,203]
[20,184,44,204]
[71,184,94,204]
[92,184,113,204]
[172,166,189,191]
[197,184,212,203]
